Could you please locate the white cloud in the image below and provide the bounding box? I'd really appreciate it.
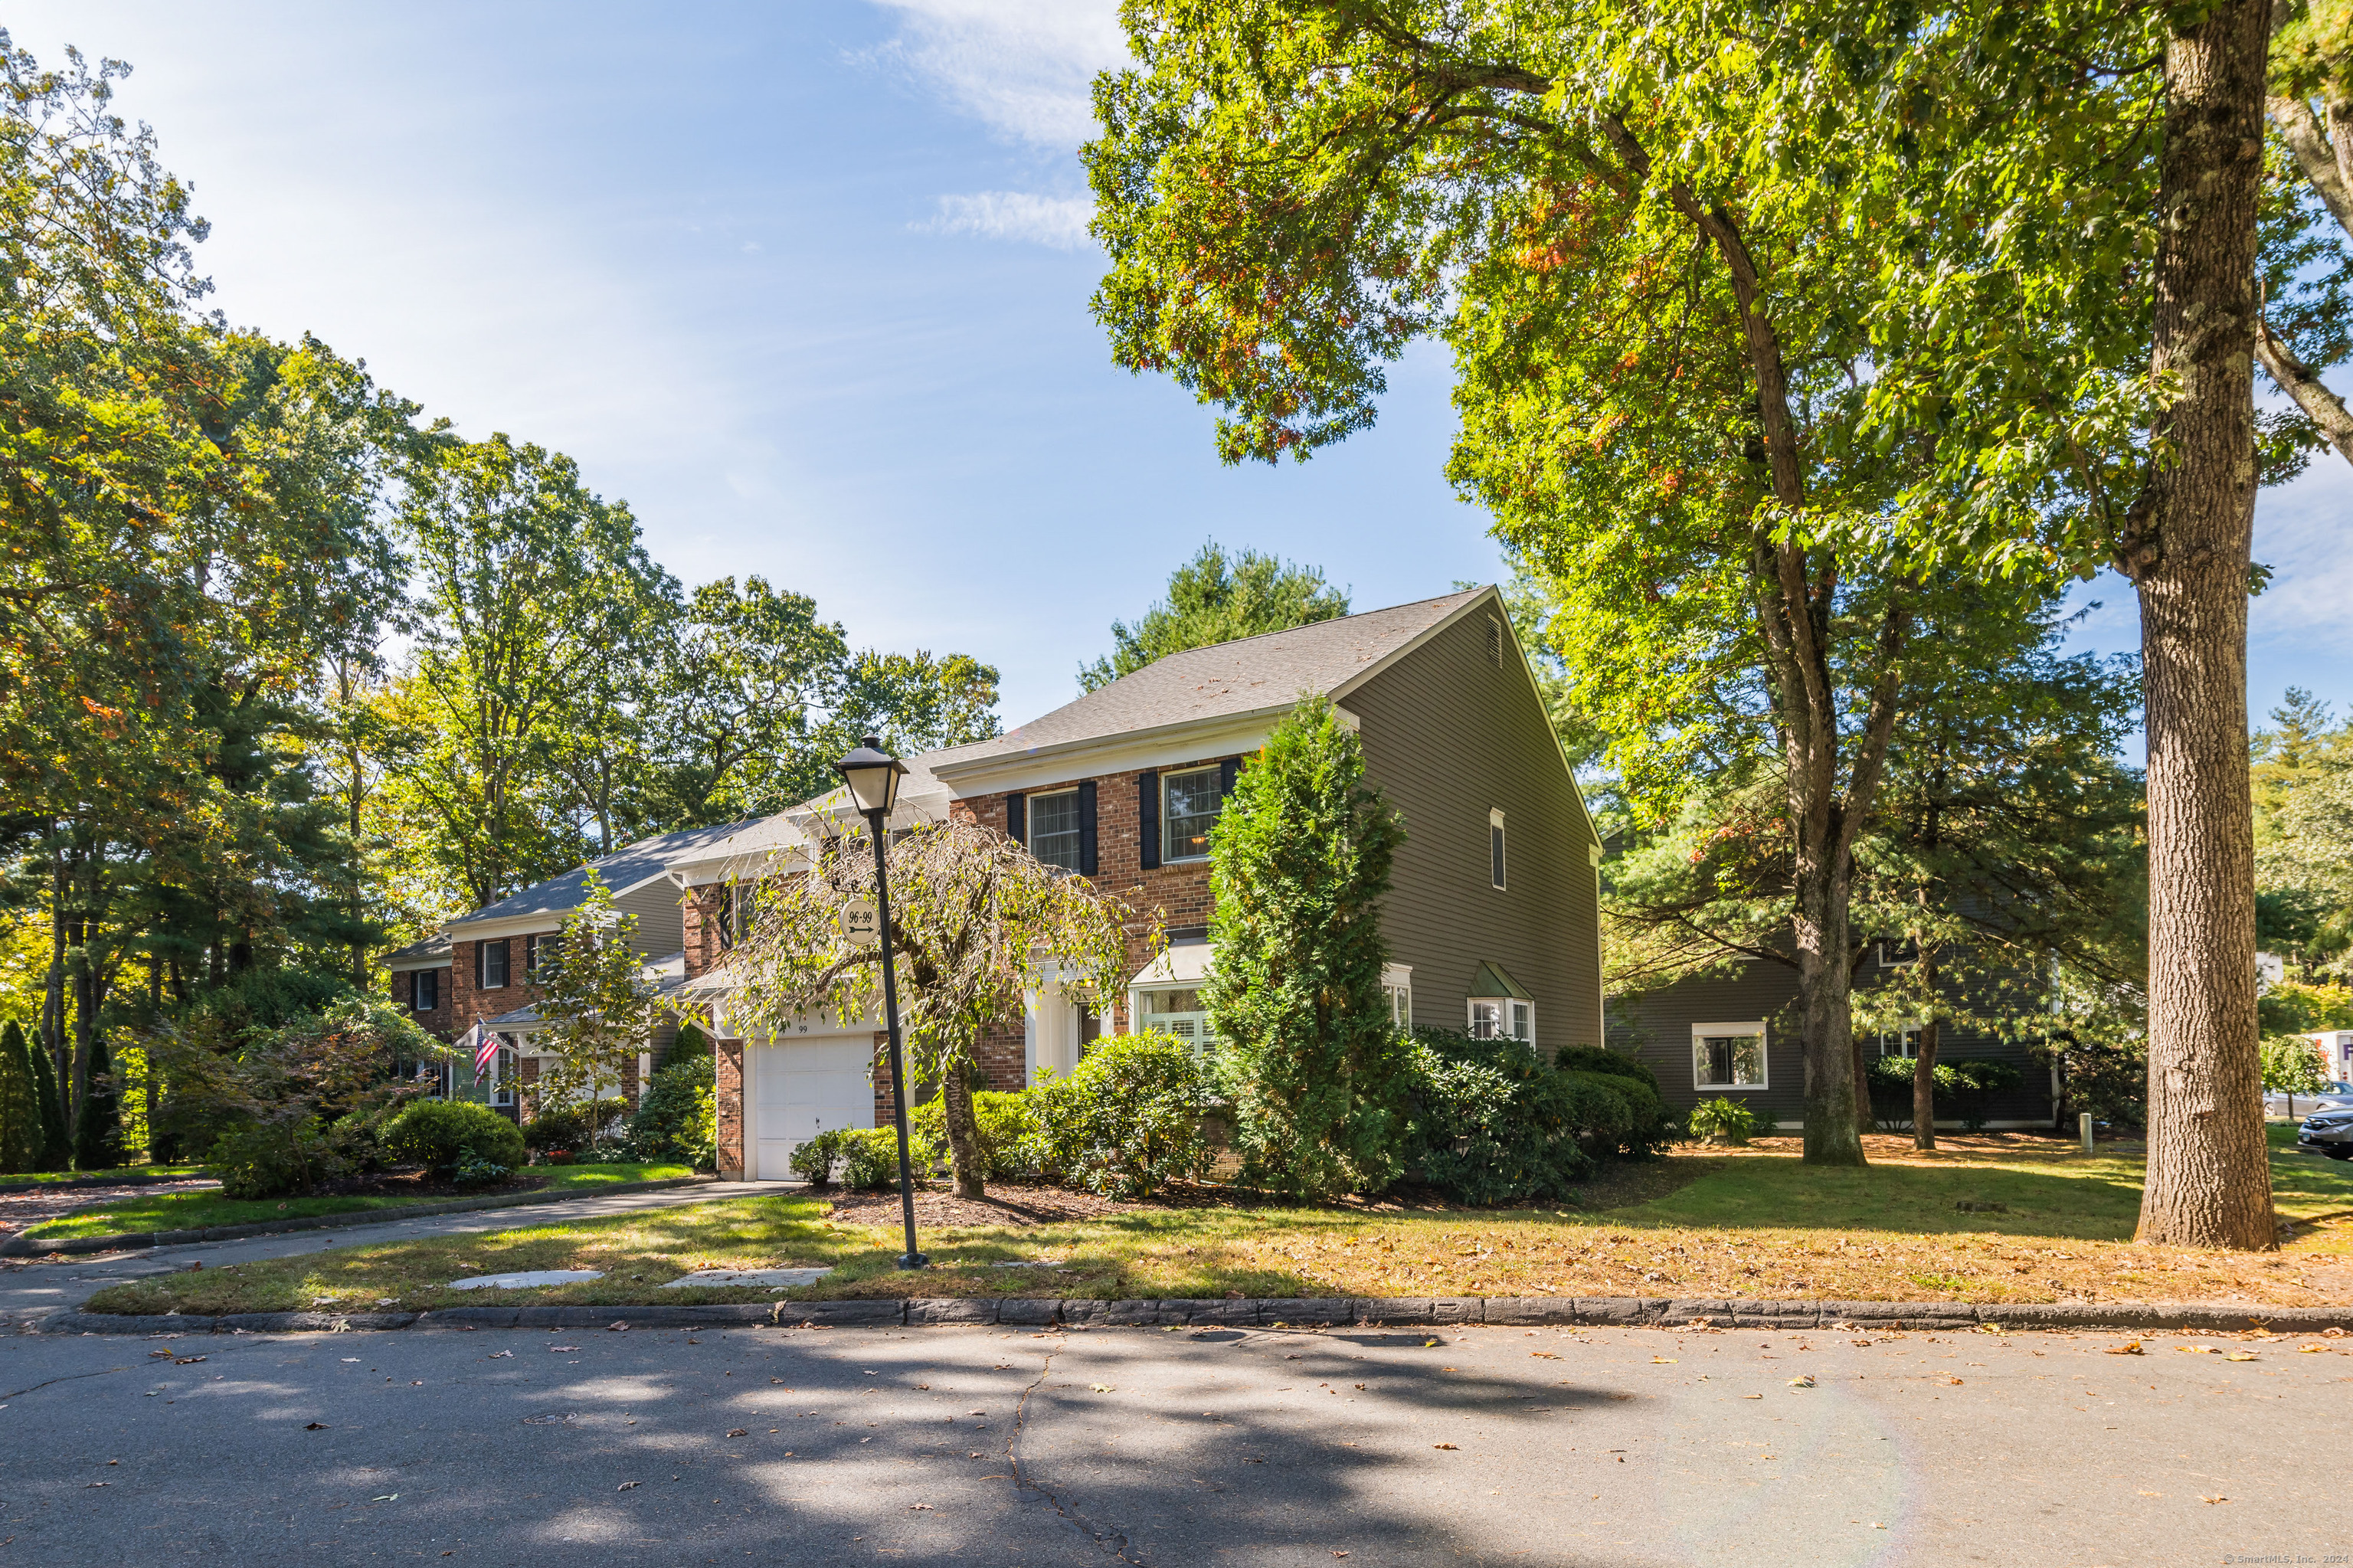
[926,189,1095,249]
[865,0,1128,149]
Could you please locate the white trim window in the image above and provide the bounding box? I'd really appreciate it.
[479,939,509,990]
[1468,997,1533,1044]
[487,1039,518,1108]
[1693,1023,1768,1090]
[411,969,439,1013]
[1028,788,1083,872]
[1876,938,1919,967]
[1382,963,1413,1031]
[1135,985,1213,1061]
[1163,766,1225,862]
[1879,1025,1925,1059]
[1489,809,1507,890]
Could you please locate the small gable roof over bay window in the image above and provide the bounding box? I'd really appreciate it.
[1468,960,1532,1000]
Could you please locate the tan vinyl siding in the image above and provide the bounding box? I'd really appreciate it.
[612,878,687,957]
[1346,610,1604,1051]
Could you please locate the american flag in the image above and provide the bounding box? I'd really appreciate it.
[460,1022,496,1076]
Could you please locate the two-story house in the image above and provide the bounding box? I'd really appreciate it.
[681,586,1607,1180]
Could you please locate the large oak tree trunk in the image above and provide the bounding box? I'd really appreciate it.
[2129,0,2278,1251]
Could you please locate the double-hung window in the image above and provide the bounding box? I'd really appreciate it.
[1028,789,1083,872]
[411,969,439,1013]
[479,939,509,990]
[1692,1023,1768,1090]
[1880,1024,1925,1059]
[1468,998,1533,1043]
[1381,964,1413,1031]
[1163,767,1225,861]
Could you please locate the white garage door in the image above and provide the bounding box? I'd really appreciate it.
[749,1037,875,1181]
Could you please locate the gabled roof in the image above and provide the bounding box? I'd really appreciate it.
[928,588,1486,777]
[451,820,758,930]
[382,932,451,968]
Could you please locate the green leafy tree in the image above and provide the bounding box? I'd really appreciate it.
[2262,0,2353,466]
[531,873,660,1116]
[388,434,680,911]
[1203,695,1409,1198]
[827,650,1003,763]
[1078,542,1348,692]
[0,1020,40,1173]
[2254,689,2353,980]
[649,576,849,826]
[25,1015,66,1170]
[2261,1033,2330,1117]
[1087,1,2309,1237]
[725,817,1134,1198]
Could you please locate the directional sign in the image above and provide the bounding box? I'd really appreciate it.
[839,899,880,948]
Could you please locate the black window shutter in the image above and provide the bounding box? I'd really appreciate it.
[1078,780,1098,876]
[1138,771,1160,870]
[1219,757,1239,797]
[1006,792,1026,846]
[473,943,483,989]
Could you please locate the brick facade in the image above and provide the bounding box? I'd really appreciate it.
[448,935,551,1041]
[715,1036,745,1179]
[390,964,453,1042]
[948,754,1229,1044]
[682,885,728,982]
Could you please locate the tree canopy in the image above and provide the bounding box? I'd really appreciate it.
[1079,541,1348,691]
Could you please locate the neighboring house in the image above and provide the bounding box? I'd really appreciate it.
[1607,945,2058,1131]
[683,585,1607,1180]
[382,820,752,1117]
[383,932,453,1043]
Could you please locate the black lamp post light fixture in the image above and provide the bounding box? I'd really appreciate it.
[834,735,926,1271]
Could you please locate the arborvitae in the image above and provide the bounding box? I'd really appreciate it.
[72,1033,125,1172]
[28,1032,68,1171]
[0,1021,40,1174]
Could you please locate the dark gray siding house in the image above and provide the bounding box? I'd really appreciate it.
[1608,951,2059,1130]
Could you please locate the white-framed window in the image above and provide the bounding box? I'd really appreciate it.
[487,1039,517,1108]
[1877,938,1919,967]
[1488,808,1507,890]
[1028,788,1082,872]
[1163,766,1226,862]
[525,933,550,977]
[1135,987,1213,1060]
[1693,1023,1768,1090]
[1880,1025,1925,1059]
[1382,963,1413,1031]
[411,969,438,1012]
[479,939,509,990]
[716,882,755,950]
[1467,997,1534,1044]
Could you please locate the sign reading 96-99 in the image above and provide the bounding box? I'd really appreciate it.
[839,899,880,948]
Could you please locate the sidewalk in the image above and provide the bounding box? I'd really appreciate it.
[0,1180,788,1331]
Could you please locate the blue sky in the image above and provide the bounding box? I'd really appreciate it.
[10,0,2348,743]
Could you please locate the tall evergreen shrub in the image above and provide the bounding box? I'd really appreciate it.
[1204,694,1411,1198]
[74,1033,126,1171]
[28,1030,68,1170]
[0,1022,41,1174]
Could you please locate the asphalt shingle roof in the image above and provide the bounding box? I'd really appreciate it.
[451,820,756,928]
[381,932,451,967]
[932,588,1484,768]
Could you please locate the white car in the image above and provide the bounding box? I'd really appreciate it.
[2270,1082,2353,1119]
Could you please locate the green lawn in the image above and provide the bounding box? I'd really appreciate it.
[25,1162,698,1241]
[0,1164,208,1189]
[77,1130,2353,1317]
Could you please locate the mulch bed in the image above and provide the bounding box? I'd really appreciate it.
[821,1184,1141,1228]
[306,1167,551,1200]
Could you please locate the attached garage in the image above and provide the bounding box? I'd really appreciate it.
[745,1035,877,1181]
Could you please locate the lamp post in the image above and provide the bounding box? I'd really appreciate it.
[836,735,926,1270]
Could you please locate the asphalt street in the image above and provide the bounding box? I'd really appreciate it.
[0,1183,779,1331]
[0,1317,2338,1566]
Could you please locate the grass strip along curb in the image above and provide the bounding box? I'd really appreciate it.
[0,1176,716,1258]
[40,1292,2351,1336]
[0,1169,209,1196]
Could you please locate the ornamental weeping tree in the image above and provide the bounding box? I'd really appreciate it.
[724,817,1136,1199]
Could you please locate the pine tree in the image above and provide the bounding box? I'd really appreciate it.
[73,1033,125,1172]
[1203,694,1411,1198]
[28,1032,69,1171]
[0,1022,41,1174]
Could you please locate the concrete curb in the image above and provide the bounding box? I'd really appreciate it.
[38,1293,2351,1336]
[0,1176,718,1259]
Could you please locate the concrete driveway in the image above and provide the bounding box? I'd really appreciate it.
[0,1317,2338,1565]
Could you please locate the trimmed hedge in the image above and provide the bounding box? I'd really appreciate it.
[1402,1029,1595,1206]
[383,1099,526,1175]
